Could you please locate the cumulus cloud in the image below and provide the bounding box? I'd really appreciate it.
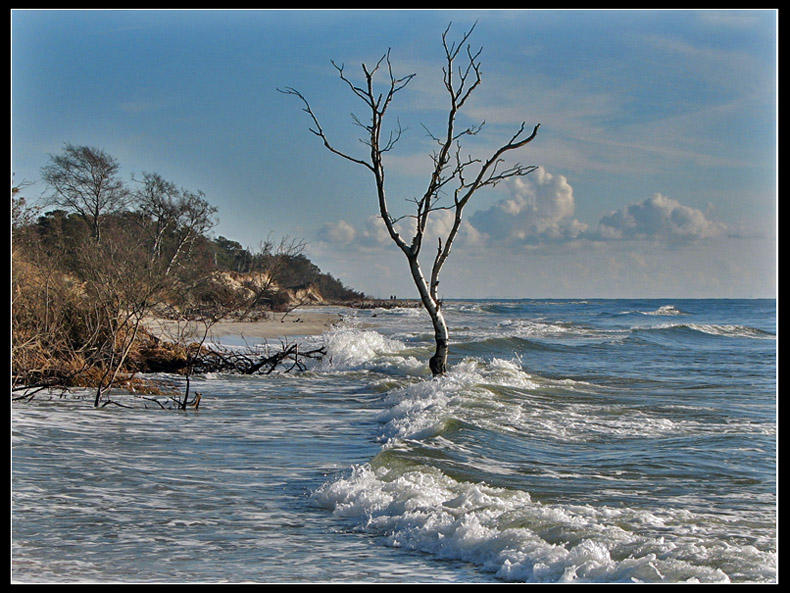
[320,209,485,250]
[358,215,400,246]
[420,208,488,247]
[318,174,728,252]
[318,219,357,244]
[594,193,727,241]
[322,215,412,247]
[468,167,588,243]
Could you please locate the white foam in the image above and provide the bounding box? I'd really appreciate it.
[644,323,773,339]
[314,463,775,583]
[373,355,770,446]
[373,306,426,318]
[642,305,685,316]
[318,324,424,375]
[496,319,578,337]
[377,357,541,442]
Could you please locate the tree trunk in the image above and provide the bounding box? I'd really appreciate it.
[93,385,103,408]
[181,372,191,411]
[428,309,449,376]
[407,253,448,376]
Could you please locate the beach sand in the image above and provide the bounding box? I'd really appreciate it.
[143,308,350,343]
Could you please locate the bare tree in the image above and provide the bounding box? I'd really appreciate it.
[79,175,217,408]
[12,181,39,230]
[41,144,130,242]
[133,171,218,276]
[150,309,215,411]
[281,23,540,375]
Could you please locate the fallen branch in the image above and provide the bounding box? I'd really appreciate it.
[192,341,326,375]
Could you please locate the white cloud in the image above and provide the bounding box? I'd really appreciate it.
[595,193,727,241]
[320,208,486,250]
[469,167,587,243]
[358,215,400,246]
[318,173,730,254]
[318,219,357,244]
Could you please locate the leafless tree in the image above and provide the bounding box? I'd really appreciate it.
[133,171,218,276]
[12,181,39,230]
[80,175,217,407]
[150,310,215,411]
[41,144,130,242]
[281,23,540,375]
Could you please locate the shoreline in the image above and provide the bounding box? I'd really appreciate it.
[143,308,349,342]
[142,301,420,344]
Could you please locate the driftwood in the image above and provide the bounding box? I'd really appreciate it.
[191,341,326,375]
[12,340,325,411]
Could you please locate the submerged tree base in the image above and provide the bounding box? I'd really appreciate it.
[429,338,448,376]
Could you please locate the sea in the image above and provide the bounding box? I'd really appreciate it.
[11,298,777,583]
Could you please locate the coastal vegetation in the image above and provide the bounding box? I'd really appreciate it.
[11,146,365,406]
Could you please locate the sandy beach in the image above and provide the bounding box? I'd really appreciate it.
[143,308,352,343]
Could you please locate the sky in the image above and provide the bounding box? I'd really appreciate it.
[11,9,777,299]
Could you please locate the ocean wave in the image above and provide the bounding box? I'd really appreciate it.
[642,305,686,316]
[372,358,773,447]
[371,306,427,318]
[452,303,486,313]
[496,319,578,337]
[317,324,426,375]
[609,305,686,317]
[452,336,562,356]
[313,463,775,583]
[376,357,543,442]
[633,323,774,340]
[532,300,591,306]
[310,316,775,583]
[469,319,622,344]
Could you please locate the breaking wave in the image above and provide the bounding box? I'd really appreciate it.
[309,324,776,583]
[633,323,774,340]
[641,305,686,316]
[313,462,774,583]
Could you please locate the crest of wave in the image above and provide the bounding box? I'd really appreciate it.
[374,306,426,318]
[376,355,770,449]
[317,321,424,375]
[378,357,540,442]
[642,305,685,316]
[312,463,772,583]
[645,322,773,339]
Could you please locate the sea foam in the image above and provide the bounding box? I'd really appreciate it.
[311,337,776,583]
[318,324,425,375]
[313,462,773,583]
[637,323,774,339]
[642,305,685,316]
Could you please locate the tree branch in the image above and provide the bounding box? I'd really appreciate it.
[277,87,375,172]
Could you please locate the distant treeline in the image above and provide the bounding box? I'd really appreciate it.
[209,234,363,303]
[19,208,364,305]
[11,143,363,404]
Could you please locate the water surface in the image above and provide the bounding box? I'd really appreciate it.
[12,299,777,583]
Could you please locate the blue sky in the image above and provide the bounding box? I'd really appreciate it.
[11,9,777,298]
